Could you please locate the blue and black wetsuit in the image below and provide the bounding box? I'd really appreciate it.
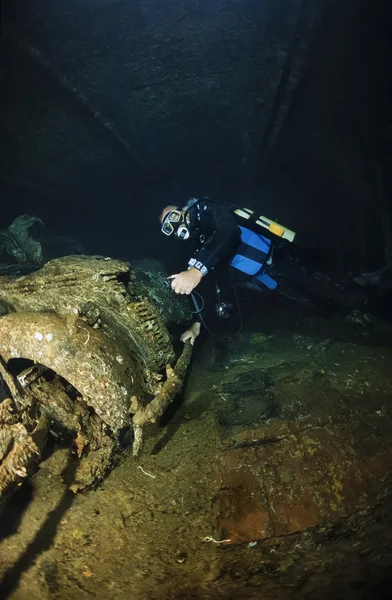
[184,198,275,289]
[182,199,374,317]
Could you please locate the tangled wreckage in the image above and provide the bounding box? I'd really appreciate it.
[0,253,192,502]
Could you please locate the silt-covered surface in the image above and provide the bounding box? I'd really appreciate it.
[1,301,392,599]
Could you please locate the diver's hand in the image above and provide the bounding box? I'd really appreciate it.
[169,268,203,295]
[180,322,201,346]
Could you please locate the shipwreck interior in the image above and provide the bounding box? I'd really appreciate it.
[1,1,392,599]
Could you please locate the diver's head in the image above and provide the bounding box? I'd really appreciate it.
[160,205,190,240]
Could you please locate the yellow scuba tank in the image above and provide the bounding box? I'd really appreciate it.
[234,207,296,243]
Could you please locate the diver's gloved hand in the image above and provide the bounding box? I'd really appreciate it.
[169,268,203,295]
[180,321,201,346]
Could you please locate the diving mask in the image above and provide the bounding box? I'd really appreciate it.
[161,209,190,240]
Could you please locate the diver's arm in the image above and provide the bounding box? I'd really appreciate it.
[190,203,241,274]
[180,321,201,345]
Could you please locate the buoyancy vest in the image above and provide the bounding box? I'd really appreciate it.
[230,226,277,290]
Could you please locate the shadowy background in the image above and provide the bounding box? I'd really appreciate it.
[1,0,391,274]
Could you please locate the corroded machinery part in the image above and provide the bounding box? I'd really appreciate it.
[0,421,39,498]
[130,258,191,327]
[0,398,50,503]
[0,254,190,431]
[0,255,175,375]
[131,342,193,455]
[26,367,119,493]
[0,291,138,496]
[0,357,120,495]
[0,255,193,499]
[0,312,140,431]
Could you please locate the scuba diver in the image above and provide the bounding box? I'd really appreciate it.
[159,197,380,344]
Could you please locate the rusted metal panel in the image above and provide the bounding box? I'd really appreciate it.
[0,312,139,431]
[217,419,392,545]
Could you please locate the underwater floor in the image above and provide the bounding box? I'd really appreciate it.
[1,304,392,599]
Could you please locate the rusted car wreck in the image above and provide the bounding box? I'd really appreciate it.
[0,255,192,501]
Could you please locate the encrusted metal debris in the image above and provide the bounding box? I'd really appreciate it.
[0,255,191,502]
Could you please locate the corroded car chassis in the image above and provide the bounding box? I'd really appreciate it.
[0,256,191,500]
